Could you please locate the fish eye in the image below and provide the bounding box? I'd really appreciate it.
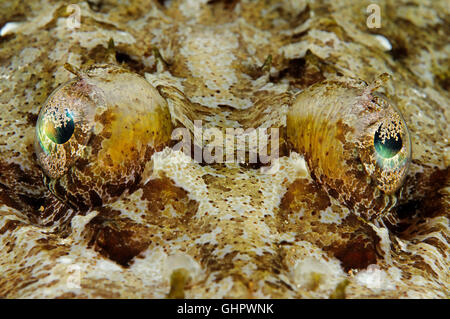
[286,79,412,219]
[361,96,412,194]
[35,79,101,180]
[35,64,174,211]
[374,122,402,159]
[40,109,75,145]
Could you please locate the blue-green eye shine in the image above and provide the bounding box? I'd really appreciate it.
[374,124,402,159]
[35,78,101,180]
[359,93,412,195]
[44,110,75,145]
[367,107,412,194]
[36,109,75,155]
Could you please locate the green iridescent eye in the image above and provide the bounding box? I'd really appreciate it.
[366,109,411,194]
[35,78,101,179]
[43,110,75,145]
[374,123,402,159]
[359,92,412,195]
[36,108,76,156]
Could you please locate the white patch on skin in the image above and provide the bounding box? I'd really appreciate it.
[409,275,431,287]
[106,189,149,224]
[214,244,234,258]
[286,207,305,225]
[130,248,204,297]
[0,22,21,36]
[93,256,123,273]
[374,35,392,51]
[290,244,346,292]
[179,0,210,19]
[283,0,308,16]
[386,266,402,283]
[240,262,257,277]
[253,244,276,257]
[278,231,297,244]
[195,227,222,245]
[92,120,104,135]
[319,201,350,224]
[279,41,309,60]
[164,252,203,282]
[257,81,290,94]
[354,264,395,292]
[370,223,392,264]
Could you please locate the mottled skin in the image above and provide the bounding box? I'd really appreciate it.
[0,0,448,298]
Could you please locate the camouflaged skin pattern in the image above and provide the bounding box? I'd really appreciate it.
[0,0,448,298]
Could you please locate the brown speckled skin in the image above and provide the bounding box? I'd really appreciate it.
[0,0,448,298]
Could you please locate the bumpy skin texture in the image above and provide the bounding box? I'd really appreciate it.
[0,0,449,298]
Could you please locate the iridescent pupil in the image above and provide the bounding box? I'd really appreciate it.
[44,110,75,144]
[374,124,402,159]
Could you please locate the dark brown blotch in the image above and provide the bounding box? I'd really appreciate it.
[88,216,152,267]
